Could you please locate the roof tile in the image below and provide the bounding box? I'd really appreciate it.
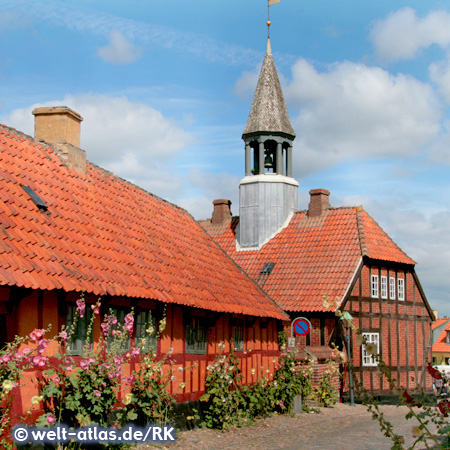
[0,124,287,321]
[201,206,415,312]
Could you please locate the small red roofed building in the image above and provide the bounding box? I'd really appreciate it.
[0,106,289,421]
[200,36,435,396]
[432,318,450,365]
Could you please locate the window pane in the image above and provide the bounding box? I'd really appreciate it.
[232,319,244,352]
[186,318,207,354]
[66,305,93,355]
[362,332,379,367]
[381,276,387,299]
[371,275,379,298]
[398,278,405,301]
[135,310,157,353]
[389,277,396,300]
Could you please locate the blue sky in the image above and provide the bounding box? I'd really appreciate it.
[1,0,450,316]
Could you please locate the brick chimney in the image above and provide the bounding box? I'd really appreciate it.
[32,106,86,173]
[211,199,232,225]
[308,189,331,217]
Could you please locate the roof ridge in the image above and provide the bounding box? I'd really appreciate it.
[0,123,50,148]
[0,123,190,217]
[356,206,369,257]
[88,161,191,217]
[359,208,416,265]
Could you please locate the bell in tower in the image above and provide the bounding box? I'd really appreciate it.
[238,34,299,249]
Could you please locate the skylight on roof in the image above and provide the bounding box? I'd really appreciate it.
[260,262,275,275]
[21,185,48,211]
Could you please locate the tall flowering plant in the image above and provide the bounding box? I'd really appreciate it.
[35,298,139,428]
[117,312,194,426]
[0,327,54,449]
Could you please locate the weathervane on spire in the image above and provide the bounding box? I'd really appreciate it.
[267,0,280,38]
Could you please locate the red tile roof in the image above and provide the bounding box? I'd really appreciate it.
[0,124,288,320]
[200,206,416,312]
[433,318,449,330]
[433,320,450,353]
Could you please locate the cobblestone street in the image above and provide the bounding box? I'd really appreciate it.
[139,403,441,450]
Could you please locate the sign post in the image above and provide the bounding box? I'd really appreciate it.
[291,317,311,338]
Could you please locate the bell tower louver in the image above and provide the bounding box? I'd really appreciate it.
[238,37,298,249]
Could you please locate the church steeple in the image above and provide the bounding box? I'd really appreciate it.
[243,38,295,141]
[238,35,298,249]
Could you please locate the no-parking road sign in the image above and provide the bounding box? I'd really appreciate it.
[291,317,311,337]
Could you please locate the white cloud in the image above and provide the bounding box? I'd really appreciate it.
[370,8,450,62]
[97,30,142,65]
[1,94,194,198]
[177,196,217,221]
[234,69,259,100]
[178,169,241,219]
[282,59,441,176]
[429,57,450,103]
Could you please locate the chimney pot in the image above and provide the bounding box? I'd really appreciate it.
[308,189,331,217]
[32,106,86,173]
[212,199,232,225]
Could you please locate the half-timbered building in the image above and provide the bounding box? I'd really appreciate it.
[200,36,434,395]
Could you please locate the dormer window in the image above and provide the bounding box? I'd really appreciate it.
[446,331,450,345]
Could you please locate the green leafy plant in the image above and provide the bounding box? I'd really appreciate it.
[116,312,192,426]
[200,343,245,429]
[200,344,314,429]
[313,358,339,407]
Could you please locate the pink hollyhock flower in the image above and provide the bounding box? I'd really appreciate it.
[80,360,89,370]
[113,356,123,366]
[33,355,46,367]
[2,355,10,363]
[76,299,85,318]
[91,302,101,315]
[93,390,101,397]
[37,339,49,354]
[109,316,117,325]
[132,348,140,356]
[124,314,134,334]
[53,376,61,384]
[47,414,56,424]
[59,331,68,340]
[101,322,110,335]
[124,376,134,385]
[29,329,44,342]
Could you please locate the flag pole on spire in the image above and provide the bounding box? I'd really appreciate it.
[267,0,280,38]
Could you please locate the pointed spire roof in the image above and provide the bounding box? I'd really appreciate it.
[242,38,296,140]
